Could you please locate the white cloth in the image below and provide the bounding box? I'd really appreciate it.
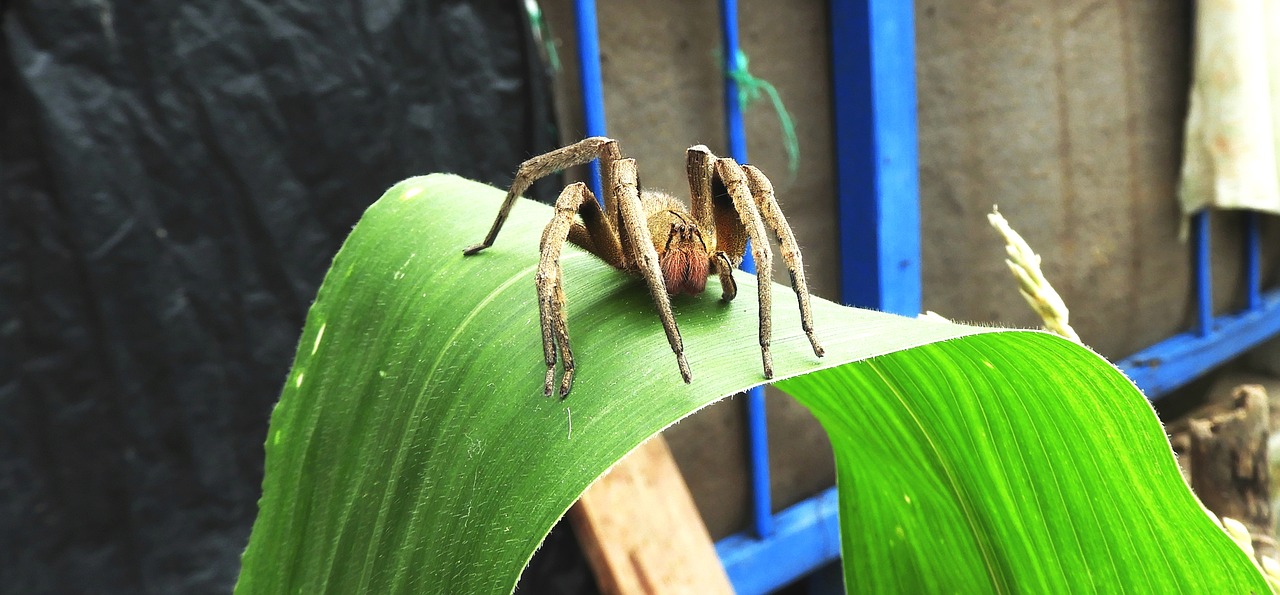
[1179,0,1280,225]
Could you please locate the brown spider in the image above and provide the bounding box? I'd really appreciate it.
[463,137,824,397]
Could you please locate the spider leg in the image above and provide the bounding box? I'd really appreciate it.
[613,158,693,384]
[713,158,775,379]
[537,183,598,397]
[688,146,741,302]
[568,194,626,269]
[742,166,824,357]
[685,145,720,245]
[712,251,737,302]
[550,281,574,396]
[465,137,623,256]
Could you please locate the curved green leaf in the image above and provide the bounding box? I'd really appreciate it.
[236,175,1266,593]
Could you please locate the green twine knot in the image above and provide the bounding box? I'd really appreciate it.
[726,49,800,181]
[524,0,560,72]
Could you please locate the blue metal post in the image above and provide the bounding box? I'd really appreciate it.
[719,0,775,540]
[722,2,749,162]
[1246,212,1262,311]
[1195,211,1212,336]
[831,0,922,315]
[574,0,607,200]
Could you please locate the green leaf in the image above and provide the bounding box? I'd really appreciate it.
[236,175,1267,593]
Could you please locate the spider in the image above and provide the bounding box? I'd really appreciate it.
[463,137,824,398]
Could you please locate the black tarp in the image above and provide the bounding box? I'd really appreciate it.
[1,1,575,592]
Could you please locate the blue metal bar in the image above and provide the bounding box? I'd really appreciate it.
[742,387,772,538]
[722,1,749,163]
[716,487,841,594]
[831,0,922,315]
[1120,286,1280,398]
[574,0,607,200]
[1246,212,1262,311]
[1195,211,1212,336]
[719,0,774,540]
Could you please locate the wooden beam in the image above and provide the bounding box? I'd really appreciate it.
[569,435,733,594]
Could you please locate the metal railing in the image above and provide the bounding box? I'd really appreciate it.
[1117,211,1278,398]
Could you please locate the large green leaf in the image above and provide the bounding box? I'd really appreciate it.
[235,175,1266,593]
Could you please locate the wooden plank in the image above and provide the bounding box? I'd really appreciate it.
[569,435,734,594]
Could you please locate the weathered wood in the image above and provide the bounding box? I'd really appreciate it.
[569,435,733,595]
[1167,370,1280,482]
[1188,384,1275,561]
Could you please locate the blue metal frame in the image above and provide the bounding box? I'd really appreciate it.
[1117,210,1279,399]
[715,487,841,592]
[712,0,921,593]
[1118,287,1280,396]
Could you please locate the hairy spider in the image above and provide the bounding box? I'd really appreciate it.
[463,137,824,397]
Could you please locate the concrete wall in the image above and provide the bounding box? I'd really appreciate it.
[537,0,1266,539]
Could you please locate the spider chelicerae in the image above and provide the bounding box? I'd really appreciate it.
[464,137,824,398]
